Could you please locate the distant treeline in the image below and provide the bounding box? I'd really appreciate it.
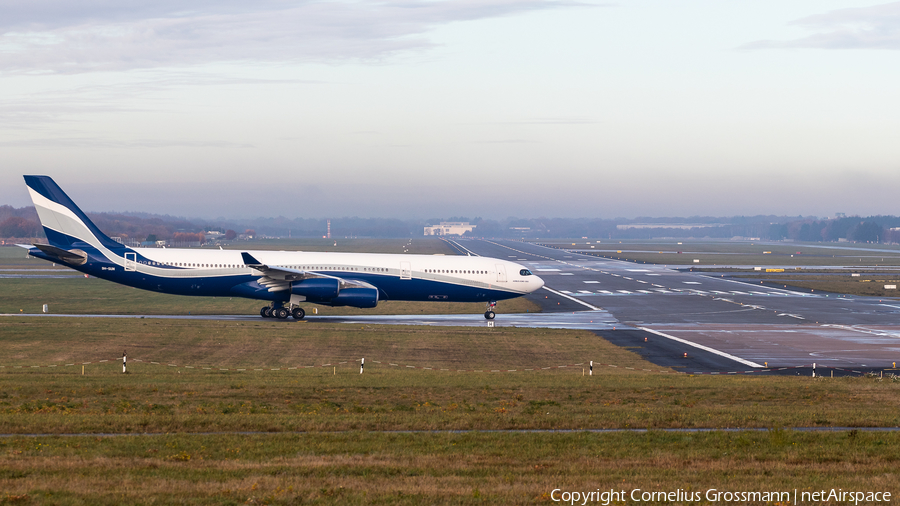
[1,205,899,244]
[0,205,42,239]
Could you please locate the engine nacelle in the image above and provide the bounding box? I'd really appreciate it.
[326,287,379,308]
[291,278,340,299]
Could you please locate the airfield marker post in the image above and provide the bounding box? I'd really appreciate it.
[123,351,126,374]
[812,363,816,378]
[360,358,364,374]
[590,361,593,376]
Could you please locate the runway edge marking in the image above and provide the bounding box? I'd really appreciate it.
[542,286,602,311]
[637,327,764,369]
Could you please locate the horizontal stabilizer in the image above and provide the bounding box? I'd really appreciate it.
[32,243,88,265]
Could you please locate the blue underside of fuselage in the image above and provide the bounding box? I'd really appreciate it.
[28,246,522,305]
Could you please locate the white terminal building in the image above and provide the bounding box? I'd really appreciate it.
[424,222,476,236]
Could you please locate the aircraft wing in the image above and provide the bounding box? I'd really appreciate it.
[241,252,311,282]
[241,252,376,293]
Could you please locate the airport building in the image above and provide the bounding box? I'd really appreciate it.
[423,222,476,236]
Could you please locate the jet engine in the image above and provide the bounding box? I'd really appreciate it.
[290,278,378,308]
[326,287,379,308]
[290,278,340,299]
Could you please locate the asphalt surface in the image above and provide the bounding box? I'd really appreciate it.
[452,239,900,371]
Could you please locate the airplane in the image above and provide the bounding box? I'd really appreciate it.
[20,175,544,320]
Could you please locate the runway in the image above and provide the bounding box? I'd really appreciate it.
[452,239,900,370]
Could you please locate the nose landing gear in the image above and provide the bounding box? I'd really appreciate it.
[484,300,497,320]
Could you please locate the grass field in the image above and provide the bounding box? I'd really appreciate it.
[731,273,900,298]
[4,317,900,433]
[2,431,898,504]
[1,317,899,503]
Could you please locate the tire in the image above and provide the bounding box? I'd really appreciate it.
[275,308,289,319]
[261,307,272,318]
[484,311,495,320]
[292,307,306,320]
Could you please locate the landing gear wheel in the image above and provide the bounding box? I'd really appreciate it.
[484,300,497,320]
[261,307,273,318]
[291,307,306,320]
[274,307,289,319]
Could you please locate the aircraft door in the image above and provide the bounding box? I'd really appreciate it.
[400,261,411,280]
[124,252,136,271]
[495,264,507,282]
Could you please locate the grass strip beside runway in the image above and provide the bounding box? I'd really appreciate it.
[1,318,899,503]
[1,318,900,433]
[1,431,898,504]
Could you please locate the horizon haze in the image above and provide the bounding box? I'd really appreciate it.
[2,1,899,219]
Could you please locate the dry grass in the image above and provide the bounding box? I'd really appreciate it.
[732,273,900,298]
[1,318,900,435]
[1,317,899,503]
[0,431,898,504]
[0,318,625,370]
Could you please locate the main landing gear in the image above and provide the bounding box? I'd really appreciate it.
[260,303,305,320]
[484,300,497,320]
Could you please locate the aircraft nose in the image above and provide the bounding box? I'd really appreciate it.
[533,275,545,291]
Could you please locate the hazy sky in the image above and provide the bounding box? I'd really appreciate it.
[2,0,899,219]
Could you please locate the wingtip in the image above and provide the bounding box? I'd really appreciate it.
[241,252,262,266]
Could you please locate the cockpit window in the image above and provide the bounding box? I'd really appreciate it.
[520,269,533,276]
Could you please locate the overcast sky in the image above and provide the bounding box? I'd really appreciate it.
[2,0,899,219]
